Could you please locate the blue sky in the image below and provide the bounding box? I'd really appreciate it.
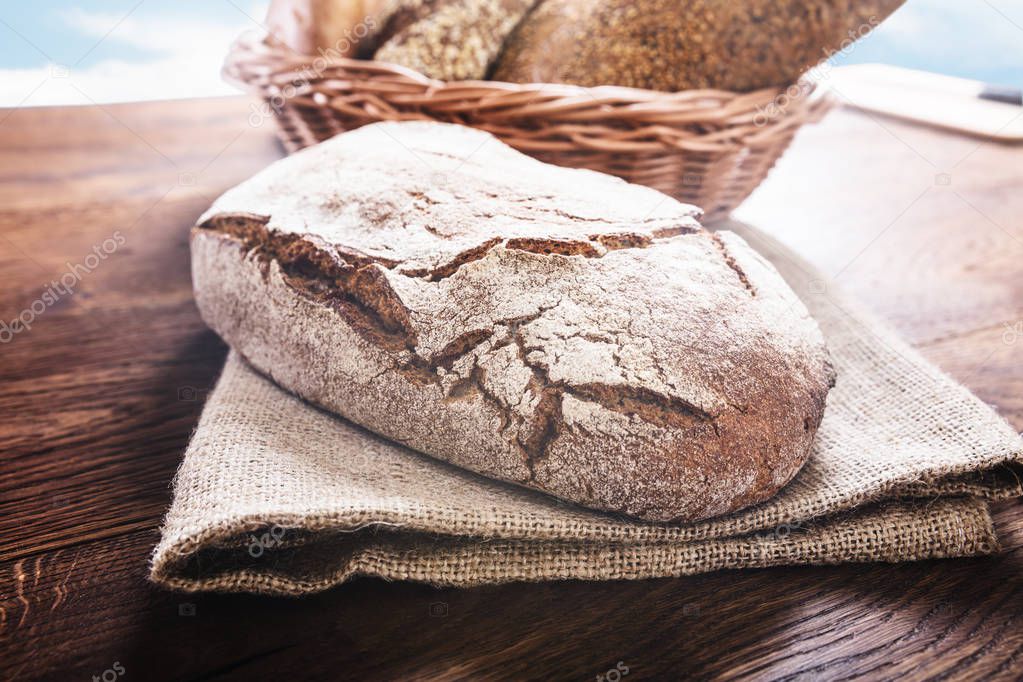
[0,0,1020,105]
[835,0,1023,85]
[0,1,265,67]
[0,0,267,104]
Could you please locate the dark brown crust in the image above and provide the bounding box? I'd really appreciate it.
[191,123,835,522]
[403,237,504,280]
[195,213,833,521]
[199,215,717,466]
[199,213,417,353]
[710,232,757,297]
[505,236,602,258]
[372,0,539,81]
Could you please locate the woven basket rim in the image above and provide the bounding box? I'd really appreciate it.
[224,31,826,132]
[220,30,830,219]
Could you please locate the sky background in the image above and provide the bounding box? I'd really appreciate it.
[0,0,1021,106]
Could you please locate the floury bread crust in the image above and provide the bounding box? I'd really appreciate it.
[191,121,834,522]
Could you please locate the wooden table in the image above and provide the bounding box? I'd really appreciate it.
[1,97,1021,681]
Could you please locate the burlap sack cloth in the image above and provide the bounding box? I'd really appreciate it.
[151,221,1023,594]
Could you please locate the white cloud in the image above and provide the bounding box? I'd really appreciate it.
[865,0,1023,71]
[0,3,267,106]
[57,5,265,55]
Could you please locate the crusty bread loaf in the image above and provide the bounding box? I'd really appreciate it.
[373,0,537,80]
[492,0,904,91]
[191,121,834,522]
[266,0,392,56]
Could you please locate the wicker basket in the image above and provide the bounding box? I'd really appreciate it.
[224,32,829,220]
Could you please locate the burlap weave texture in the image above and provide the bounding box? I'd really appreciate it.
[151,221,1022,594]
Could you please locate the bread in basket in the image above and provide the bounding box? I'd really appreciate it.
[225,0,902,219]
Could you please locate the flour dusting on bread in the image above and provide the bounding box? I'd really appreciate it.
[192,121,834,522]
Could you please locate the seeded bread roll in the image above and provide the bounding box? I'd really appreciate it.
[492,0,904,91]
[191,121,834,522]
[373,0,538,80]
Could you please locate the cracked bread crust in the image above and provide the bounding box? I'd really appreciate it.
[372,0,539,81]
[191,121,834,522]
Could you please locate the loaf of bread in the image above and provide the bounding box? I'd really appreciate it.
[492,0,905,91]
[265,0,390,56]
[191,121,834,522]
[373,0,538,80]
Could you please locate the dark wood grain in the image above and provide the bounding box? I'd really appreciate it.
[1,97,1021,682]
